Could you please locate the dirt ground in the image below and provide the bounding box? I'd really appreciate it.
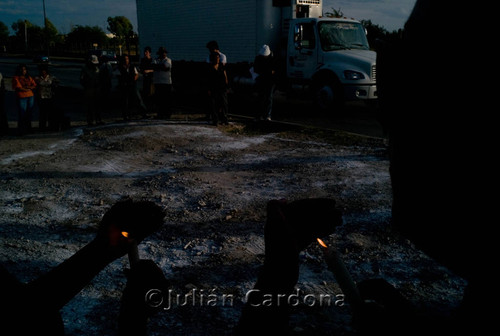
[0,116,467,335]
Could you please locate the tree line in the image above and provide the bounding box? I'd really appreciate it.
[325,7,404,48]
[0,8,402,59]
[0,16,138,58]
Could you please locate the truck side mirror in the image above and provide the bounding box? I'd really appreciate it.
[294,25,303,50]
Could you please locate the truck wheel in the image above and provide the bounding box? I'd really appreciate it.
[314,81,344,114]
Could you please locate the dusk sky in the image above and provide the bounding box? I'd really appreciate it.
[0,0,416,34]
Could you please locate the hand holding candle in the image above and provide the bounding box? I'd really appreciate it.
[317,238,363,313]
[96,199,164,262]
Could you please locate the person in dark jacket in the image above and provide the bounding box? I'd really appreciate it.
[118,54,147,121]
[253,45,276,121]
[0,72,8,135]
[139,46,155,114]
[207,52,229,125]
[80,55,102,126]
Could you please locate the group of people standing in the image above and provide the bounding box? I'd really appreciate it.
[0,41,277,136]
[140,46,173,119]
[205,40,277,125]
[115,46,173,122]
[0,63,61,136]
[118,40,276,127]
[80,46,173,126]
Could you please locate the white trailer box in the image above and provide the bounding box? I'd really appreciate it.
[136,1,325,62]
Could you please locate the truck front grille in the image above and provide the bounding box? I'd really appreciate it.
[297,0,321,4]
[371,65,376,81]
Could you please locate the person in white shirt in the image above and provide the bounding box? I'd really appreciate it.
[153,47,173,118]
[206,40,227,66]
[35,65,60,130]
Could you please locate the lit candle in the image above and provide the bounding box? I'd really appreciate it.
[317,238,363,312]
[122,231,139,266]
[317,238,328,248]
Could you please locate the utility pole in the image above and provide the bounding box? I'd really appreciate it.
[24,20,28,53]
[43,0,49,57]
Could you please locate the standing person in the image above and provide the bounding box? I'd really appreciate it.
[117,54,147,121]
[205,41,228,122]
[99,56,114,118]
[153,47,173,119]
[35,65,60,131]
[12,64,37,135]
[80,55,103,126]
[0,72,8,136]
[207,52,229,125]
[139,46,155,115]
[206,40,227,66]
[253,45,276,121]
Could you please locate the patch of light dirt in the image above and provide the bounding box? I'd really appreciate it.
[0,122,467,335]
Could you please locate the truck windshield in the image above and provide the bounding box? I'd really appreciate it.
[318,21,369,51]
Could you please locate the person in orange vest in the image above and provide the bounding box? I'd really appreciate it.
[12,63,37,135]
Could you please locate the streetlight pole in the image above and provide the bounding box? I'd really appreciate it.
[42,0,49,57]
[24,20,28,53]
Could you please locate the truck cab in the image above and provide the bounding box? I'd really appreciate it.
[288,17,377,110]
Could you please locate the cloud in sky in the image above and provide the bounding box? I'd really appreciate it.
[0,0,416,34]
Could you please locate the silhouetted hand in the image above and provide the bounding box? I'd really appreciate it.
[0,199,166,334]
[237,198,343,335]
[265,198,343,256]
[95,199,165,259]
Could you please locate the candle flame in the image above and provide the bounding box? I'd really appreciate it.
[317,238,328,248]
[121,231,130,238]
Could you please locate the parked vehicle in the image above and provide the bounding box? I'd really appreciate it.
[88,49,118,66]
[33,55,50,64]
[135,0,377,111]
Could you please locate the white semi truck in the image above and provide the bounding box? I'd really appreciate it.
[136,0,377,110]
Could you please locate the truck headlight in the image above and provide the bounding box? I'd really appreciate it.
[344,70,365,80]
